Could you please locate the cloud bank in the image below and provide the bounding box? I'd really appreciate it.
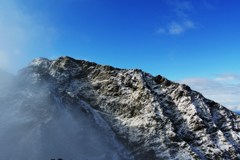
[179,74,240,111]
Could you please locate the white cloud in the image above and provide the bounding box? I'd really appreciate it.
[157,0,196,35]
[0,0,56,72]
[178,74,240,111]
[166,0,193,18]
[158,20,195,35]
[169,22,184,35]
[214,74,240,82]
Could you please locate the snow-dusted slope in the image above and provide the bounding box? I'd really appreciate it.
[8,56,240,159]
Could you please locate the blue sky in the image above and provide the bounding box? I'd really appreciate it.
[0,0,240,111]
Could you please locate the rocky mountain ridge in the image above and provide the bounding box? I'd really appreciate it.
[8,56,240,159]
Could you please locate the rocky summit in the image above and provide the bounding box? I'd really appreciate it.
[2,56,240,160]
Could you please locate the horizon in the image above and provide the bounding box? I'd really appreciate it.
[0,0,239,111]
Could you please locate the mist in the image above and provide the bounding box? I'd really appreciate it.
[0,70,129,160]
[0,0,56,73]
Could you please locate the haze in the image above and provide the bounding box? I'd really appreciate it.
[0,71,130,160]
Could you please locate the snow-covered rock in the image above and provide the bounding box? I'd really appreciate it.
[15,56,240,159]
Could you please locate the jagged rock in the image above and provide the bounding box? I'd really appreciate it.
[16,56,240,159]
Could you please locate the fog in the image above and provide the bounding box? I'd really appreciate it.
[0,70,129,160]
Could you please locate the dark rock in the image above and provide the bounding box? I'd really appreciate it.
[12,56,240,160]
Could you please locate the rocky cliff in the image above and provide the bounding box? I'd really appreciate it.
[8,56,240,159]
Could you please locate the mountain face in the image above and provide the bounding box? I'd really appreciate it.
[1,56,240,160]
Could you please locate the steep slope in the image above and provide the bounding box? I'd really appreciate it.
[0,60,132,160]
[13,56,240,159]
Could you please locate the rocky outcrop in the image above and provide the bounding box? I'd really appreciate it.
[18,56,240,159]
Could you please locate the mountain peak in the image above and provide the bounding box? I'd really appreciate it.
[12,56,240,159]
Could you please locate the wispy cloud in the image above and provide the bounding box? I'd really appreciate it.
[201,0,219,10]
[166,0,193,18]
[0,0,56,72]
[178,74,240,111]
[214,74,240,82]
[157,0,196,35]
[158,20,195,35]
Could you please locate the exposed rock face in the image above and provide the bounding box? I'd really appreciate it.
[17,56,240,159]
